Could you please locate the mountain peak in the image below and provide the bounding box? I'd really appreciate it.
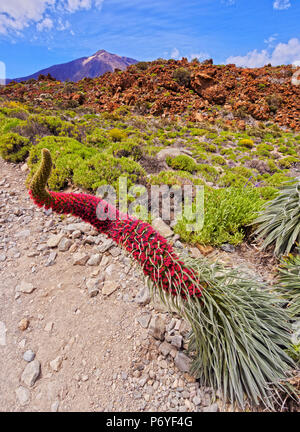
[9,50,138,83]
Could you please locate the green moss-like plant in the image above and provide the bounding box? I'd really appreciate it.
[0,132,31,162]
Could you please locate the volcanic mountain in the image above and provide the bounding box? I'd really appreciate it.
[8,49,138,83]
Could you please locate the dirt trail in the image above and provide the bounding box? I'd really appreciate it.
[0,158,221,412]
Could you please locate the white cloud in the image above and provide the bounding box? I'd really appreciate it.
[37,17,53,31]
[0,0,104,35]
[273,0,291,10]
[226,38,300,67]
[171,47,180,59]
[189,52,210,62]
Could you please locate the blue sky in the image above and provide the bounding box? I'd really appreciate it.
[0,0,299,78]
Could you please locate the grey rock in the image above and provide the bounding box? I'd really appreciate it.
[152,217,173,238]
[170,335,183,349]
[50,356,63,372]
[104,263,122,280]
[137,313,151,329]
[15,229,30,238]
[174,352,191,373]
[0,253,6,262]
[0,321,6,346]
[202,403,219,412]
[73,252,89,266]
[86,278,99,297]
[156,147,192,161]
[158,341,173,356]
[87,254,101,266]
[193,396,201,406]
[135,286,151,305]
[98,239,114,253]
[149,316,166,341]
[16,281,35,294]
[15,386,30,406]
[102,281,119,296]
[58,237,72,252]
[51,401,59,412]
[45,251,57,267]
[109,247,121,257]
[23,350,35,362]
[221,243,236,253]
[47,233,65,248]
[64,222,91,234]
[71,230,81,239]
[21,359,41,387]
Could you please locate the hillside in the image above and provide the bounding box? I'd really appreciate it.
[6,50,138,83]
[1,58,299,131]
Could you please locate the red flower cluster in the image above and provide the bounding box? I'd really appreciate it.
[29,189,203,299]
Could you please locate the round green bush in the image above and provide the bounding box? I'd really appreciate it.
[0,132,31,162]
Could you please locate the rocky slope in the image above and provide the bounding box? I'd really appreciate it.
[1,58,299,130]
[6,50,138,83]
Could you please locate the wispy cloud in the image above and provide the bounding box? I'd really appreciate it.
[273,0,291,10]
[0,0,103,35]
[226,37,300,67]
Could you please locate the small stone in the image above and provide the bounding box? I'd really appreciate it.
[137,313,151,329]
[135,286,151,305]
[193,396,201,406]
[21,163,28,172]
[0,321,7,346]
[221,244,236,253]
[149,316,166,341]
[51,401,59,412]
[86,278,99,298]
[71,230,81,239]
[174,352,191,373]
[15,386,30,406]
[98,238,114,253]
[64,222,91,234]
[23,350,35,362]
[47,233,65,248]
[50,356,63,372]
[73,252,89,266]
[21,359,41,387]
[109,247,121,257]
[87,254,101,266]
[170,335,183,349]
[58,237,72,252]
[102,281,119,296]
[152,217,173,238]
[81,375,89,382]
[45,251,57,267]
[158,341,172,356]
[16,281,35,294]
[202,403,219,412]
[44,322,54,332]
[0,253,6,262]
[18,318,29,331]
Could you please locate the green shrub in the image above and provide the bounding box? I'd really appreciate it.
[0,133,31,162]
[175,186,264,246]
[108,139,143,160]
[73,153,146,191]
[166,155,198,173]
[239,138,254,148]
[27,136,97,190]
[108,128,127,142]
[172,68,191,87]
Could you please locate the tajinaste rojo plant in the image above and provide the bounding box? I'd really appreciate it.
[29,149,295,410]
[253,180,300,257]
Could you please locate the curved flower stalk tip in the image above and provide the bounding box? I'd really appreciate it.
[28,148,296,410]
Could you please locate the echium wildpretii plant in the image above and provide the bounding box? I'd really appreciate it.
[28,149,296,410]
[253,180,300,257]
[277,252,300,318]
